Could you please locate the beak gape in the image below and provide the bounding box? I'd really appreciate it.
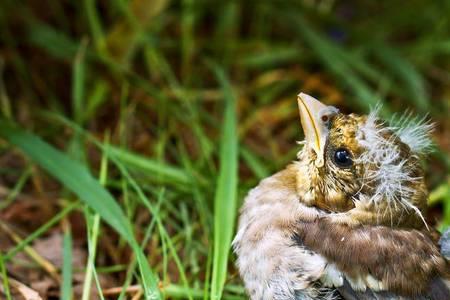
[297,93,339,167]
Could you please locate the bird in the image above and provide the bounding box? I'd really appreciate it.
[232,93,450,300]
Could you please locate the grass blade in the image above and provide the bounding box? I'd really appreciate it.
[106,146,194,186]
[61,226,73,300]
[72,40,87,125]
[0,121,130,237]
[43,110,197,187]
[83,0,106,53]
[0,254,12,300]
[27,23,81,60]
[240,147,269,180]
[209,63,239,300]
[0,120,161,300]
[82,134,109,300]
[81,212,101,300]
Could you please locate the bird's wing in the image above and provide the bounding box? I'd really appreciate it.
[347,228,450,300]
[294,219,450,299]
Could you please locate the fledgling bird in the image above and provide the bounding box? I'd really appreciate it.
[232,93,450,300]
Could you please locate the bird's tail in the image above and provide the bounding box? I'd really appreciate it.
[439,228,450,295]
[440,227,450,259]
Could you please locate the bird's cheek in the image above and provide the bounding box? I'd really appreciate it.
[317,189,355,212]
[302,189,319,206]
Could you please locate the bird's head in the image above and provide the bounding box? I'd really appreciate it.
[295,93,433,223]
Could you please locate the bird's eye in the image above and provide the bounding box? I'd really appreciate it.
[333,148,353,168]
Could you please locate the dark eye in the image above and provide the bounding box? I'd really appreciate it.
[333,148,353,168]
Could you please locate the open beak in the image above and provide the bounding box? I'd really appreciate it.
[297,93,338,167]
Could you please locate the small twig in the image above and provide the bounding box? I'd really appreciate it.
[131,288,143,300]
[0,276,42,300]
[102,284,141,295]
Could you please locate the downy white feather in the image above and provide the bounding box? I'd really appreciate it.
[356,106,433,225]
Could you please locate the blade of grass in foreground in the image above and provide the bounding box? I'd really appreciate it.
[82,136,109,300]
[209,63,239,300]
[0,254,12,300]
[0,120,161,300]
[43,109,197,187]
[61,226,73,300]
[106,146,194,186]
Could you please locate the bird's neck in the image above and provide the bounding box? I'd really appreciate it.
[294,148,327,207]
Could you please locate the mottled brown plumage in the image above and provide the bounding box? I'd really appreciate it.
[296,112,427,228]
[233,93,450,300]
[293,218,449,296]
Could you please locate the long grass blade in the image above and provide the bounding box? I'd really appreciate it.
[83,0,106,53]
[61,226,73,300]
[0,254,12,300]
[0,120,161,300]
[106,146,194,186]
[209,63,239,300]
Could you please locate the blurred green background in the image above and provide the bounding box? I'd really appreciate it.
[0,0,449,299]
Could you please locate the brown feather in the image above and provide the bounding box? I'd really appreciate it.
[293,217,449,297]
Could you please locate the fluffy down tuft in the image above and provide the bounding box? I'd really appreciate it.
[390,111,435,154]
[356,106,432,224]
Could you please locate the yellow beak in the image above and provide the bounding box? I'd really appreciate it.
[297,93,338,167]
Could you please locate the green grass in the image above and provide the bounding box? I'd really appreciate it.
[210,63,238,300]
[0,1,449,299]
[61,224,73,300]
[0,253,12,300]
[0,120,162,299]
